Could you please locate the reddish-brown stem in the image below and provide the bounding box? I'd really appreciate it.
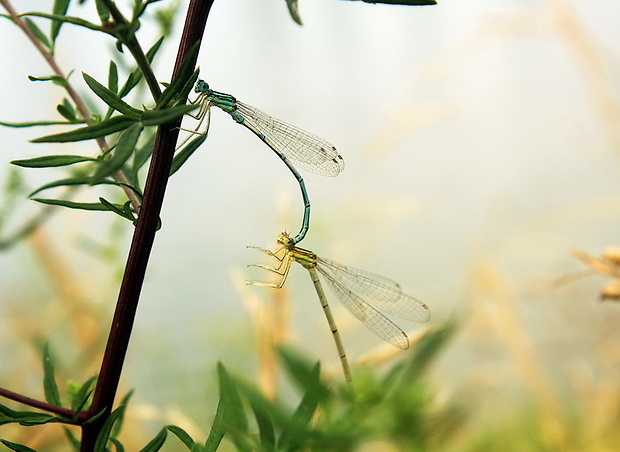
[0,387,77,419]
[79,1,215,450]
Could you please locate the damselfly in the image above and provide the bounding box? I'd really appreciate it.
[247,232,431,385]
[183,81,344,244]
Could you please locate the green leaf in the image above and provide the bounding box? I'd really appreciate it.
[20,12,111,34]
[395,321,457,387]
[278,364,322,451]
[140,104,197,126]
[177,69,200,106]
[29,177,120,197]
[216,363,250,451]
[285,0,303,25]
[90,123,144,183]
[0,119,79,128]
[111,391,134,439]
[132,131,156,178]
[99,197,135,222]
[0,404,59,426]
[0,439,38,452]
[250,401,275,449]
[108,61,119,97]
[42,344,62,406]
[110,438,125,452]
[31,115,138,143]
[51,0,71,50]
[83,72,141,118]
[24,17,51,48]
[28,74,68,87]
[170,134,206,176]
[165,425,195,449]
[218,364,248,432]
[63,426,81,451]
[204,387,226,452]
[31,198,121,212]
[71,375,97,412]
[156,42,201,108]
[139,427,167,452]
[11,155,96,168]
[277,348,328,400]
[95,0,111,22]
[57,98,79,122]
[94,406,125,452]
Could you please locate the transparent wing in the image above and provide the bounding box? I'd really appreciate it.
[317,265,411,349]
[235,101,345,177]
[317,257,431,322]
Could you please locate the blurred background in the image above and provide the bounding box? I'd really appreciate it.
[1,0,620,449]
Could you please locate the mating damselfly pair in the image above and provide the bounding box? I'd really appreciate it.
[181,80,430,386]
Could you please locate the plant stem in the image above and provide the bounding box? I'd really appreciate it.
[79,1,214,449]
[100,0,162,101]
[0,387,77,419]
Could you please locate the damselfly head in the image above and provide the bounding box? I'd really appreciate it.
[277,232,294,247]
[195,80,210,94]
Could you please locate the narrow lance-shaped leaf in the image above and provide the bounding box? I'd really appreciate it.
[90,123,143,183]
[50,0,71,51]
[165,425,195,449]
[29,177,121,197]
[250,400,276,449]
[138,427,167,452]
[11,155,96,168]
[141,104,198,126]
[204,366,227,452]
[63,426,81,451]
[132,131,157,179]
[105,61,120,120]
[32,198,124,212]
[93,405,126,452]
[1,439,39,452]
[83,72,141,118]
[57,98,80,122]
[31,115,138,143]
[0,403,60,426]
[42,344,62,406]
[108,61,119,94]
[24,17,51,49]
[20,12,113,35]
[71,375,97,413]
[285,0,303,26]
[170,134,206,176]
[28,74,68,87]
[156,42,201,109]
[0,119,79,128]
[216,363,250,451]
[110,438,125,452]
[99,197,136,222]
[95,0,111,22]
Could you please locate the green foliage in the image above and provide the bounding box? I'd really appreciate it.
[0,439,38,452]
[42,344,61,407]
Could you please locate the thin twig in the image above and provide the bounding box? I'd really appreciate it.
[0,387,77,419]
